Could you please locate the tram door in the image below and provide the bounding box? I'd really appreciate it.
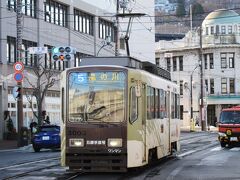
[166,91,171,154]
[142,84,147,162]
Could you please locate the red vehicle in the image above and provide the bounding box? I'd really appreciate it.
[218,106,240,147]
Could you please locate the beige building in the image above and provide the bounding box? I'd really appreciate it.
[156,9,240,128]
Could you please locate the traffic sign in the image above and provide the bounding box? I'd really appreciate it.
[13,62,24,72]
[28,47,48,54]
[14,72,24,82]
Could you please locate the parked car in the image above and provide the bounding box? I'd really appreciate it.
[32,125,60,152]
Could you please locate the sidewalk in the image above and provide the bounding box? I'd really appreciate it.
[0,140,18,150]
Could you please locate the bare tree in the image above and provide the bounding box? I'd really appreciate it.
[25,56,59,125]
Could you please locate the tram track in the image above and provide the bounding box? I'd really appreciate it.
[1,157,60,180]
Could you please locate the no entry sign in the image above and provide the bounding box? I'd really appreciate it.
[14,72,24,82]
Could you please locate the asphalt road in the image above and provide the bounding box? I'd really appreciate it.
[2,131,237,180]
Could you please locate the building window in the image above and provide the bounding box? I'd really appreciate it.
[44,45,54,69]
[99,19,115,41]
[221,78,227,94]
[7,0,37,18]
[234,25,238,33]
[166,58,171,71]
[7,36,37,66]
[173,57,177,71]
[209,53,214,69]
[44,0,68,27]
[180,105,183,120]
[74,9,94,35]
[221,26,226,34]
[204,54,208,69]
[7,36,16,63]
[210,79,214,94]
[229,78,235,94]
[180,80,183,95]
[206,27,209,35]
[179,56,183,71]
[216,25,219,34]
[228,25,232,34]
[205,79,208,93]
[22,39,37,66]
[221,53,227,68]
[229,53,234,68]
[210,26,214,34]
[156,58,160,66]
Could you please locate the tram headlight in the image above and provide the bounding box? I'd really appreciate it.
[218,132,227,137]
[107,138,122,147]
[69,138,84,147]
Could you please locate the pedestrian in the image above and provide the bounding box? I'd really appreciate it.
[195,116,200,126]
[43,115,50,125]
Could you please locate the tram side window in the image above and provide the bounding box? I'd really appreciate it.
[171,92,175,119]
[155,89,160,118]
[151,88,155,119]
[147,86,155,119]
[147,86,152,119]
[130,87,138,123]
[176,94,180,119]
[160,89,167,118]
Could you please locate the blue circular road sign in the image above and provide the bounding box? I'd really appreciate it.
[14,72,24,82]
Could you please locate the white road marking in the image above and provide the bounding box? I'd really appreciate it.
[177,150,196,158]
[230,147,240,151]
[210,147,222,151]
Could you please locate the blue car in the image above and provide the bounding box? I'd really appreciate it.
[32,125,60,152]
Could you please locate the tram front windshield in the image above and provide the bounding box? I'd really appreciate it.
[220,111,240,124]
[68,71,126,123]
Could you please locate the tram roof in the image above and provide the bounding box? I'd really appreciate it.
[80,56,171,81]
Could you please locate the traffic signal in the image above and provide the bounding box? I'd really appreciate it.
[13,86,21,99]
[51,46,75,62]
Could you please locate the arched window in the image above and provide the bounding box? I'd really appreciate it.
[234,25,237,34]
[216,25,219,35]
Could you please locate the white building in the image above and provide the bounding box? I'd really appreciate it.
[156,9,240,128]
[0,0,155,140]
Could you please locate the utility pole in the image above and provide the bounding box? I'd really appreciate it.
[115,0,119,56]
[16,0,24,146]
[199,27,205,131]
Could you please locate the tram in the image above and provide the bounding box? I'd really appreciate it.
[60,56,180,172]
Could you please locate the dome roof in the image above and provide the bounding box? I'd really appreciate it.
[202,9,240,26]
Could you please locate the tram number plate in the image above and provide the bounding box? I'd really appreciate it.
[42,136,49,140]
[230,137,238,141]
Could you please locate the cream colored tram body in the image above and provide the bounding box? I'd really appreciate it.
[60,57,180,172]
